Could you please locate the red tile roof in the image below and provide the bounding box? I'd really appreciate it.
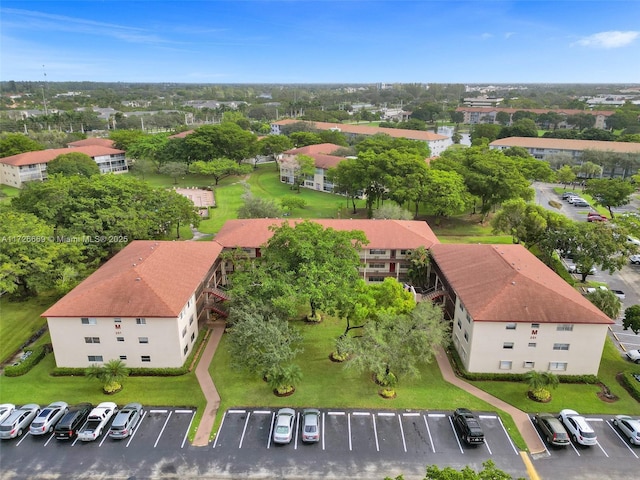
[67,138,115,148]
[214,218,439,250]
[430,244,613,325]
[273,119,448,142]
[42,241,223,318]
[490,137,640,154]
[456,107,615,117]
[0,146,125,167]
[283,143,346,169]
[169,130,195,139]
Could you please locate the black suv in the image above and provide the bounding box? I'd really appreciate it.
[54,403,93,440]
[453,408,485,445]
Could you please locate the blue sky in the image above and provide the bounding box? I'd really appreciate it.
[1,1,639,83]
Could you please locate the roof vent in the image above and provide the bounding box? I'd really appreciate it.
[139,257,143,261]
[511,281,516,285]
[135,277,141,281]
[132,263,137,267]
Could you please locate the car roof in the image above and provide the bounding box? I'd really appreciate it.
[277,408,295,416]
[571,416,594,431]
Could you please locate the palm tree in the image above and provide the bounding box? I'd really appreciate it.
[85,359,130,394]
[266,364,302,396]
[525,370,559,402]
[586,289,622,320]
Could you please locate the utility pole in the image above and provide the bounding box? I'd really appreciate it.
[41,65,49,115]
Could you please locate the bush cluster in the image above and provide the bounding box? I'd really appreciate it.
[4,345,48,377]
[621,372,640,402]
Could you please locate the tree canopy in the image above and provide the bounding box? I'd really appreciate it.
[47,152,100,178]
[585,178,635,218]
[0,133,44,157]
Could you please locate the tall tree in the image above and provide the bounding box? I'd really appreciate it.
[0,133,44,157]
[184,123,258,163]
[188,159,251,185]
[584,178,635,218]
[47,152,100,177]
[586,289,622,319]
[258,135,293,164]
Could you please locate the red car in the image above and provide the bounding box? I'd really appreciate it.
[587,212,607,222]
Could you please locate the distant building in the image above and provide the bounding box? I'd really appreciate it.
[278,143,346,192]
[0,145,127,187]
[456,107,614,129]
[463,96,504,107]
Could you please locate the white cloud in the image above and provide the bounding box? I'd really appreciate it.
[504,32,515,39]
[574,31,639,48]
[480,33,493,40]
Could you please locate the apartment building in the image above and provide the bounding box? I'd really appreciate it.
[278,143,346,192]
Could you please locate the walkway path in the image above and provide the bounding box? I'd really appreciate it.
[192,320,225,446]
[434,346,546,455]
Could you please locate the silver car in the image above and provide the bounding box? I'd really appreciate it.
[0,404,40,439]
[301,409,320,443]
[108,402,143,439]
[613,415,640,445]
[29,401,68,435]
[273,408,295,444]
[0,404,16,426]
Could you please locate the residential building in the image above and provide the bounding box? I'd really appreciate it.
[43,241,225,368]
[489,136,640,177]
[0,145,128,188]
[213,218,439,285]
[456,107,614,129]
[429,244,613,375]
[278,143,346,192]
[270,119,451,157]
[462,96,504,107]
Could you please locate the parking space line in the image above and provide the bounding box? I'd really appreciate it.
[99,428,110,447]
[126,410,147,447]
[352,412,370,416]
[238,412,251,448]
[527,416,549,456]
[150,409,168,413]
[181,410,196,449]
[44,432,55,447]
[398,414,407,453]
[16,433,30,447]
[569,440,581,456]
[448,416,464,454]
[423,415,435,453]
[212,411,227,449]
[484,436,493,455]
[294,412,300,450]
[348,413,352,451]
[428,413,446,418]
[228,409,246,414]
[479,414,497,419]
[402,412,420,417]
[379,412,395,417]
[586,418,604,422]
[253,410,271,414]
[175,409,193,414]
[607,420,639,458]
[596,440,609,457]
[322,412,325,451]
[372,413,379,452]
[154,411,172,448]
[497,416,519,455]
[328,411,345,415]
[266,412,275,449]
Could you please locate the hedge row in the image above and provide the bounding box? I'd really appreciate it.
[4,345,49,377]
[447,348,599,384]
[621,372,640,402]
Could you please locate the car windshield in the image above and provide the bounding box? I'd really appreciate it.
[275,426,289,434]
[37,409,51,418]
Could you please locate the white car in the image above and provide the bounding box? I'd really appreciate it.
[558,409,597,446]
[612,415,640,445]
[626,349,640,364]
[628,236,640,247]
[630,255,640,265]
[0,404,16,426]
[272,408,295,444]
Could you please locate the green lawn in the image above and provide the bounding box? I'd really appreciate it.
[209,315,526,448]
[0,293,59,363]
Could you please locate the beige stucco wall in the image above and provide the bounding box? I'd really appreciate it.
[451,296,608,375]
[47,294,199,368]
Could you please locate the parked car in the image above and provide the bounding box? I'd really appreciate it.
[54,403,93,440]
[558,409,597,446]
[626,349,640,364]
[612,415,640,445]
[273,408,295,444]
[0,404,40,439]
[573,199,590,207]
[587,213,607,222]
[567,195,582,204]
[77,402,118,442]
[628,236,640,247]
[109,402,143,439]
[301,408,320,443]
[452,408,485,445]
[630,255,640,265]
[29,401,68,435]
[533,413,570,447]
[567,264,597,275]
[562,192,577,200]
[0,404,16,426]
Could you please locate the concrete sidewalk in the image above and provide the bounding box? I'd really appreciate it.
[434,346,546,455]
[191,320,225,447]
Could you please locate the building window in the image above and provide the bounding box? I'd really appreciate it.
[523,361,535,368]
[368,263,385,269]
[182,327,187,338]
[119,355,127,360]
[549,362,568,371]
[88,355,103,362]
[457,319,462,330]
[117,337,124,342]
[189,315,194,326]
[553,343,570,351]
[138,337,149,344]
[499,361,513,370]
[400,249,409,255]
[459,301,465,312]
[191,332,195,342]
[506,323,517,330]
[114,318,121,323]
[81,317,97,325]
[369,249,386,255]
[556,324,573,331]
[369,276,385,282]
[531,323,540,329]
[528,342,537,348]
[503,342,514,349]
[466,312,472,323]
[84,337,100,344]
[136,318,146,325]
[183,345,188,355]
[463,331,469,341]
[141,356,151,362]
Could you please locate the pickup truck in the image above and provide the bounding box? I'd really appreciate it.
[77,402,117,442]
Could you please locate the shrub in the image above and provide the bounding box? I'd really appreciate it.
[621,372,640,402]
[530,387,551,402]
[50,367,86,377]
[4,345,48,377]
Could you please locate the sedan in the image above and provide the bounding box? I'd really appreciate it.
[108,402,143,439]
[29,401,68,435]
[630,255,640,265]
[273,408,295,444]
[301,409,320,443]
[0,404,40,439]
[0,404,16,425]
[613,415,640,445]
